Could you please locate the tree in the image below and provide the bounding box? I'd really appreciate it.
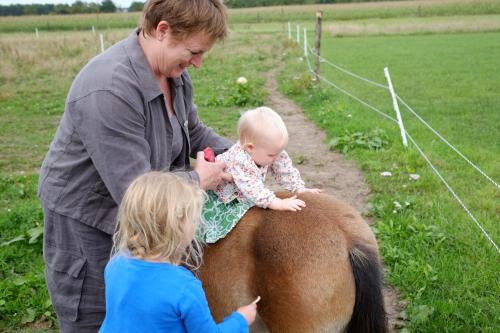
[129,1,144,12]
[100,0,116,13]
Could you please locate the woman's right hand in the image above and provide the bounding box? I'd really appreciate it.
[236,302,257,326]
[195,151,232,190]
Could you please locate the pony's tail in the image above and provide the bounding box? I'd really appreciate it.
[346,243,388,333]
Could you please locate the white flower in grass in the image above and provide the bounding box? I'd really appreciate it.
[409,174,420,181]
[393,201,402,210]
[347,114,352,118]
[236,77,247,85]
[298,57,303,61]
[380,171,392,177]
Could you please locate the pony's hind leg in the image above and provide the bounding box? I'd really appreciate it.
[253,206,356,333]
[199,209,263,323]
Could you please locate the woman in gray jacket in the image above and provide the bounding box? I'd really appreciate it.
[38,1,232,331]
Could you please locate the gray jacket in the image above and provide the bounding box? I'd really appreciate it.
[38,30,231,235]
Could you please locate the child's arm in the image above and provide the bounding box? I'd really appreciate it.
[268,195,306,211]
[297,187,322,194]
[230,163,277,208]
[270,151,321,193]
[180,280,252,332]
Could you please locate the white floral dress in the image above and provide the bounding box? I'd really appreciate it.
[199,142,305,243]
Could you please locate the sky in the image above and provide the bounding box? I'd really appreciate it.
[0,0,134,7]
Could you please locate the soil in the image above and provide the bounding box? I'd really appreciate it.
[264,69,404,332]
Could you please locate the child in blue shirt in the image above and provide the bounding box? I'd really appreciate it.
[99,172,257,333]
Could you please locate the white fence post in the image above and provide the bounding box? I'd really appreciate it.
[92,25,95,34]
[384,67,408,147]
[100,34,105,53]
[287,22,291,39]
[296,24,300,44]
[35,28,39,38]
[303,28,307,56]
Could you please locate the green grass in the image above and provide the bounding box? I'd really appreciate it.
[279,31,499,332]
[1,0,500,32]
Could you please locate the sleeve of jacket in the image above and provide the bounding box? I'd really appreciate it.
[183,72,233,157]
[69,90,152,205]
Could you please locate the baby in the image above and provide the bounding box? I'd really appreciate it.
[200,106,320,243]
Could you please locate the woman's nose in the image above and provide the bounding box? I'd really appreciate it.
[190,55,203,68]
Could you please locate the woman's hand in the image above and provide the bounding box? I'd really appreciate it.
[269,196,306,211]
[194,151,232,190]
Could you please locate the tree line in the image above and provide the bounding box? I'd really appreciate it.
[0,1,144,16]
[0,0,389,16]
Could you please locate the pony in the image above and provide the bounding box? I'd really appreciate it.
[199,192,388,333]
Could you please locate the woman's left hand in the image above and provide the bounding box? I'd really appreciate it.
[194,151,232,190]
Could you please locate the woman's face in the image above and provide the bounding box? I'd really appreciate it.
[155,30,214,78]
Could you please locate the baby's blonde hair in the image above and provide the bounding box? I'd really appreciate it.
[113,172,206,269]
[237,106,289,147]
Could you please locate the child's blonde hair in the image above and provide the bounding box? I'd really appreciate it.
[237,106,289,147]
[113,172,206,269]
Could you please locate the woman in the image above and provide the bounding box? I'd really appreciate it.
[38,0,232,331]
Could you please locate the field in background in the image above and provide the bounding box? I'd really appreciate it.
[1,0,500,32]
[1,0,499,331]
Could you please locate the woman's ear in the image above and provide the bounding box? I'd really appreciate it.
[155,20,170,41]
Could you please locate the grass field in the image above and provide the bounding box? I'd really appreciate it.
[279,30,499,332]
[0,0,499,331]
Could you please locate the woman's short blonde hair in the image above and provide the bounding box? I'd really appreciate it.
[113,172,206,269]
[140,0,228,41]
[238,106,289,147]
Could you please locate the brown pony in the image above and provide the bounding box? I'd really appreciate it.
[199,192,388,333]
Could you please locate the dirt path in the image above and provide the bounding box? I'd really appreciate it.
[265,69,403,332]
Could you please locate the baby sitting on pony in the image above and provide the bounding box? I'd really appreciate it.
[200,106,321,243]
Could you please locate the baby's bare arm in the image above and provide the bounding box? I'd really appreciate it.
[268,195,306,211]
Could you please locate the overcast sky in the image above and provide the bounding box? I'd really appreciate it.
[0,0,135,7]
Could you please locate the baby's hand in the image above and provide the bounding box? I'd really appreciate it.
[297,187,322,194]
[269,196,306,211]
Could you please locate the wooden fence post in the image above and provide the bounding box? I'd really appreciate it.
[315,11,322,82]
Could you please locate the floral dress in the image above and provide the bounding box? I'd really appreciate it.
[199,142,305,243]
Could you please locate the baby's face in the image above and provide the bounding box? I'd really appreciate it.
[248,140,284,167]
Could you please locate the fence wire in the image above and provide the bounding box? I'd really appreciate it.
[301,40,499,254]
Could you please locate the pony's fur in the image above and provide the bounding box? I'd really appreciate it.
[199,193,387,333]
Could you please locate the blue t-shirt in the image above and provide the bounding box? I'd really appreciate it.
[99,253,248,333]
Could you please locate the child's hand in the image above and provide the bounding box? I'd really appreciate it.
[236,302,257,326]
[269,196,306,211]
[297,187,322,194]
